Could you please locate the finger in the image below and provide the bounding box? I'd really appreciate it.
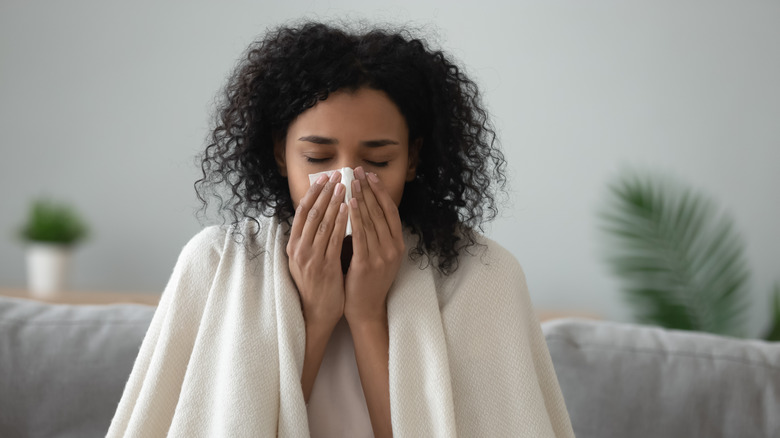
[325,201,349,260]
[348,196,368,260]
[312,176,346,256]
[302,171,341,246]
[291,173,328,242]
[355,167,393,243]
[365,171,403,240]
[352,167,380,250]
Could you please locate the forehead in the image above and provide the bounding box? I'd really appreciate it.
[287,88,409,139]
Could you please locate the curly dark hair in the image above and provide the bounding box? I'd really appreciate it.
[195,21,506,275]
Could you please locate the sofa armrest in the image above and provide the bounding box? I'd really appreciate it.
[543,318,780,438]
[0,296,155,438]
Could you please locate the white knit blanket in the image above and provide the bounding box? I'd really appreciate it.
[107,217,574,437]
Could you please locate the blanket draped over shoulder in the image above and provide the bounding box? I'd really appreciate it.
[107,217,574,437]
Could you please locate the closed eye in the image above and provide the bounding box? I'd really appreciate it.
[305,157,330,164]
[365,160,389,168]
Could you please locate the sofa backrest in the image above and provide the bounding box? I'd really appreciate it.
[0,296,155,438]
[542,318,780,438]
[4,297,779,438]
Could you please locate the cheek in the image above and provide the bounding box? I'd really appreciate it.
[390,184,405,206]
[381,173,407,207]
[287,172,311,210]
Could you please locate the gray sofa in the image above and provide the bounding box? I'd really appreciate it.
[1,295,778,437]
[544,318,780,437]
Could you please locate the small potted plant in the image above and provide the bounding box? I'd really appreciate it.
[18,198,89,298]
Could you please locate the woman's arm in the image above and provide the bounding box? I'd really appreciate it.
[349,310,392,438]
[287,173,349,404]
[301,320,338,404]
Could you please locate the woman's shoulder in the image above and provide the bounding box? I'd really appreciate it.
[403,226,522,275]
[430,230,529,312]
[179,216,275,260]
[456,231,525,278]
[180,224,230,257]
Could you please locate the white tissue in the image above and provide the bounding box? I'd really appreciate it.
[308,167,354,236]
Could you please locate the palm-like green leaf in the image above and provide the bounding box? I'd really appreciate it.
[599,172,748,337]
[765,284,780,341]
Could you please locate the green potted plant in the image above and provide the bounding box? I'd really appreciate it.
[18,198,89,297]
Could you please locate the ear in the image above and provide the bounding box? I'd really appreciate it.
[273,136,288,177]
[405,138,422,182]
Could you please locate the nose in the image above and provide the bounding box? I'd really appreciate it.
[334,158,360,172]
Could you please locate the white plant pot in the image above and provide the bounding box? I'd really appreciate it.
[26,243,71,298]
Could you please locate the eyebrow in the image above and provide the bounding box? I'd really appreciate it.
[297,135,399,148]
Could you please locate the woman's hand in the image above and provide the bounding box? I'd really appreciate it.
[287,171,349,329]
[344,166,405,325]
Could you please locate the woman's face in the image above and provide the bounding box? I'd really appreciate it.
[275,87,418,209]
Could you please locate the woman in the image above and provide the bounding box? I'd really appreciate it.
[108,21,574,437]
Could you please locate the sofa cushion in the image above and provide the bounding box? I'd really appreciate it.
[542,318,780,438]
[0,296,155,438]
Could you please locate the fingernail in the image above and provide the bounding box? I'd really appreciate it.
[352,179,361,193]
[349,198,358,209]
[368,173,379,183]
[329,171,340,183]
[316,174,328,184]
[333,182,344,196]
[355,166,365,179]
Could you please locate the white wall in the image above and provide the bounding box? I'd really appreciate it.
[1,0,778,336]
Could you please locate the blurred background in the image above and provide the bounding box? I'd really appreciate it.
[1,0,778,337]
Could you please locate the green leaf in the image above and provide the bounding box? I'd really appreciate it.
[765,284,780,341]
[18,198,89,245]
[599,170,748,337]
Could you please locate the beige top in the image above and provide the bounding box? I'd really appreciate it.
[307,316,373,437]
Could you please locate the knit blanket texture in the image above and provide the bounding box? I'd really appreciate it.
[107,217,574,437]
